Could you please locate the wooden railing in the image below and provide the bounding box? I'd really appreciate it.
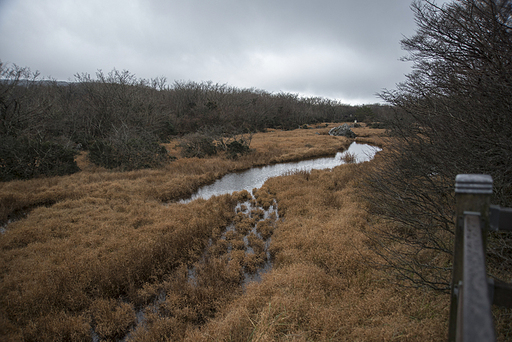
[448,174,512,342]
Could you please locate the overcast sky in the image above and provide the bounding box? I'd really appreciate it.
[0,0,439,105]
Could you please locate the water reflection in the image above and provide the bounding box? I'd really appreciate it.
[184,142,381,202]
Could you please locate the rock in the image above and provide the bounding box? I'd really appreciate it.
[328,124,357,138]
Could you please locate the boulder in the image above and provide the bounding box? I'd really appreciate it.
[328,124,357,138]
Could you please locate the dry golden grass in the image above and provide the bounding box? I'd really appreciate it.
[189,164,449,341]
[0,123,451,341]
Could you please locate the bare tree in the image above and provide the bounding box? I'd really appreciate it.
[0,62,45,137]
[364,0,512,290]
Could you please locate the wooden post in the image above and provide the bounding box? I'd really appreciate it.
[448,174,493,342]
[461,212,496,341]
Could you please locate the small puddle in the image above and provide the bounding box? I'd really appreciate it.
[188,195,279,288]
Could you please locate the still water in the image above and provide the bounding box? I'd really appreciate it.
[184,142,381,202]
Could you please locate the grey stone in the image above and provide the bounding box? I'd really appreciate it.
[328,124,356,138]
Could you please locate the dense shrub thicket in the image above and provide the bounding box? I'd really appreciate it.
[365,0,512,290]
[0,63,392,179]
[0,136,79,181]
[178,133,218,159]
[88,137,171,171]
[224,139,252,160]
[178,128,254,160]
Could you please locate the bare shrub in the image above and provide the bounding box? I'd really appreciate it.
[88,130,170,170]
[179,132,218,158]
[0,137,80,181]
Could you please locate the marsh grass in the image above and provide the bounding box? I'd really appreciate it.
[341,152,356,164]
[0,124,449,341]
[190,163,449,341]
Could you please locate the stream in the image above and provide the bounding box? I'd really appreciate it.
[182,142,381,203]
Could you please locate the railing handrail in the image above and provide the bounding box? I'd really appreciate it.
[448,174,512,342]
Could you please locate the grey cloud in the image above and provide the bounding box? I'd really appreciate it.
[0,0,425,104]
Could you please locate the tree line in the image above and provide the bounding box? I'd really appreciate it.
[0,65,391,180]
